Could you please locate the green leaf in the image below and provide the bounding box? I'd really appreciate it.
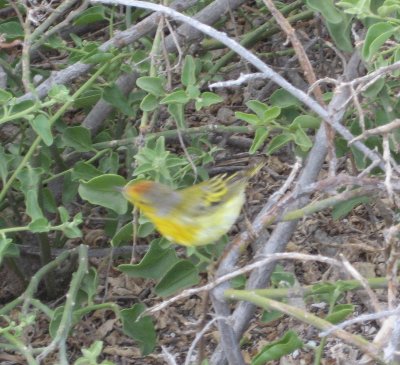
[235,112,261,126]
[186,84,201,99]
[58,209,83,238]
[293,127,313,151]
[99,151,119,174]
[155,135,166,155]
[140,93,159,112]
[325,304,354,324]
[168,103,185,128]
[0,236,19,266]
[78,268,99,304]
[270,89,301,108]
[262,106,281,122]
[136,76,165,97]
[325,14,353,52]
[312,282,336,295]
[26,190,44,221]
[182,55,196,86]
[42,188,57,213]
[49,307,65,338]
[246,100,270,119]
[378,2,400,16]
[48,85,72,103]
[252,330,303,365]
[73,90,102,109]
[195,92,223,111]
[17,165,41,190]
[362,77,385,98]
[261,309,284,323]
[336,0,371,15]
[266,134,293,155]
[58,206,70,223]
[74,5,107,25]
[155,260,200,297]
[306,0,343,23]
[249,127,269,154]
[138,221,155,238]
[0,88,12,104]
[271,265,295,286]
[28,217,50,233]
[121,304,156,355]
[31,114,53,146]
[75,341,105,365]
[118,240,179,279]
[71,162,102,181]
[290,115,321,130]
[160,90,190,104]
[103,84,133,116]
[332,195,371,220]
[17,166,44,221]
[78,174,127,214]
[0,21,23,41]
[83,51,114,64]
[0,146,10,184]
[63,126,93,152]
[62,173,79,205]
[111,222,133,247]
[362,22,395,61]
[45,35,66,50]
[230,274,246,289]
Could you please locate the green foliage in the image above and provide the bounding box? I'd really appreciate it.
[78,174,127,214]
[306,0,353,52]
[236,98,319,155]
[0,235,19,266]
[332,195,371,219]
[118,240,180,279]
[154,260,200,296]
[251,331,303,365]
[120,304,156,355]
[119,240,200,296]
[74,341,115,365]
[73,5,109,26]
[1,1,398,363]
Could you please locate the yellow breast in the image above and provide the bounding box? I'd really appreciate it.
[141,192,245,247]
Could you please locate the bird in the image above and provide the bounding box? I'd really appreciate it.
[122,161,265,247]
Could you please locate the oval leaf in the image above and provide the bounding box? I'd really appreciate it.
[140,93,159,112]
[121,304,156,355]
[31,114,53,146]
[362,22,394,61]
[78,174,127,214]
[63,126,92,152]
[266,134,293,155]
[160,90,190,104]
[136,76,165,97]
[155,260,200,297]
[252,330,303,365]
[118,240,179,279]
[250,127,269,154]
[182,55,196,86]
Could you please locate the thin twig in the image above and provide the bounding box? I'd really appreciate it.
[143,252,342,316]
[320,305,400,337]
[340,254,383,321]
[90,0,387,171]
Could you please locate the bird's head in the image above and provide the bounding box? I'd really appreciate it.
[122,180,179,216]
[123,181,157,208]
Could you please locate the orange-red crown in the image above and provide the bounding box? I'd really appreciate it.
[126,180,153,195]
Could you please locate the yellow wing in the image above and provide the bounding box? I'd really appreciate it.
[178,160,265,217]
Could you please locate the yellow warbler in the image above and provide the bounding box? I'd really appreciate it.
[122,161,264,247]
